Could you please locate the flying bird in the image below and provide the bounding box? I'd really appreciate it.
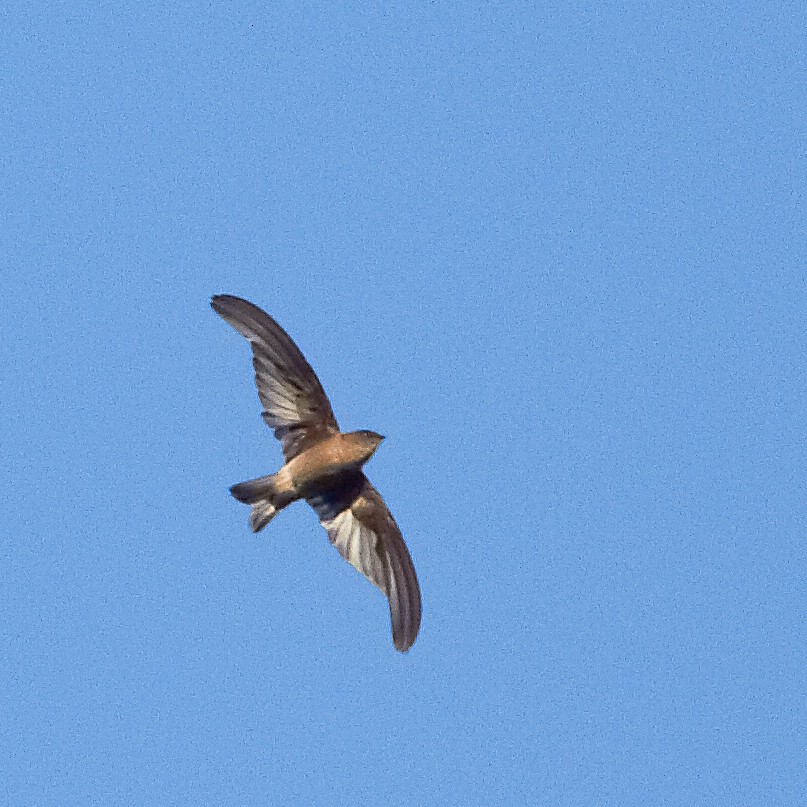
[211,295,421,652]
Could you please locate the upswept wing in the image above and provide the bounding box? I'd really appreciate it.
[307,474,422,652]
[211,295,339,459]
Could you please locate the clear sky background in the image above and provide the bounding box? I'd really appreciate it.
[2,3,805,805]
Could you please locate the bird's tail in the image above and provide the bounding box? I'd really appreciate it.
[229,473,293,533]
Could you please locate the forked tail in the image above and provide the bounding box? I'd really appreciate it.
[229,473,293,532]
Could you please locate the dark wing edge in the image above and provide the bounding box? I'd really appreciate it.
[211,295,339,457]
[308,475,422,652]
[380,504,422,652]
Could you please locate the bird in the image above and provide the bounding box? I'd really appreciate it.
[210,294,421,652]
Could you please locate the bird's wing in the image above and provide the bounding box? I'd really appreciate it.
[211,295,339,459]
[307,473,422,652]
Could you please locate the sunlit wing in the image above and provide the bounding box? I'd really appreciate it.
[307,474,422,652]
[211,295,339,459]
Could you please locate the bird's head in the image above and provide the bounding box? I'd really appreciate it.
[349,429,385,462]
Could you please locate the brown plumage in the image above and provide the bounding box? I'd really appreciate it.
[211,294,421,652]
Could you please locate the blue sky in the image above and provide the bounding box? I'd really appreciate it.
[2,2,805,805]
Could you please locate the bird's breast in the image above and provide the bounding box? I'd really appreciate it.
[285,434,366,495]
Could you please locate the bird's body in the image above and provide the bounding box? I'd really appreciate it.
[285,431,384,495]
[211,295,421,652]
[229,430,385,531]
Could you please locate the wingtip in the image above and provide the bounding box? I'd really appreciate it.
[210,293,232,312]
[393,619,419,652]
[210,294,268,325]
[392,609,420,653]
[211,295,256,324]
